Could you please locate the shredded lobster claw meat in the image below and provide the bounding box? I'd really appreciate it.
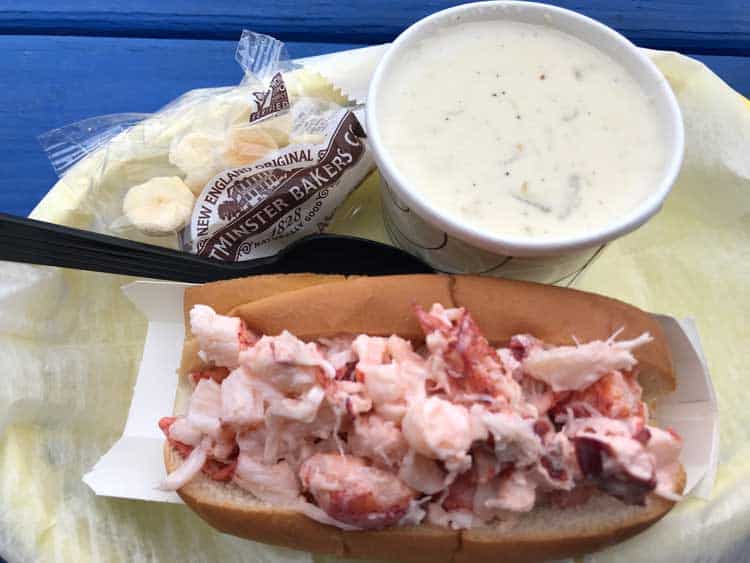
[160,303,682,529]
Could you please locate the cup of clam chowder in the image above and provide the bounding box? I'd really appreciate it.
[366,1,684,283]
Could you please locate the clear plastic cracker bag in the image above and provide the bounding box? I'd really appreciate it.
[38,31,373,261]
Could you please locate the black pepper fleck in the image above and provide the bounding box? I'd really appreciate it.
[515,114,521,120]
[505,171,511,176]
[502,90,507,95]
[492,92,498,97]
[539,74,546,80]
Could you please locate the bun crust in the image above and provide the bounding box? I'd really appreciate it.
[168,274,682,561]
[166,443,685,562]
[450,276,675,397]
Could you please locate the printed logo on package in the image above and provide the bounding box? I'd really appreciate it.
[187,110,369,262]
[249,72,291,123]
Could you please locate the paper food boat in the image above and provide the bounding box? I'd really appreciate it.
[84,280,719,506]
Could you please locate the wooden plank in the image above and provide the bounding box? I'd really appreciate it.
[0,36,747,217]
[694,54,750,95]
[0,35,363,216]
[0,1,748,55]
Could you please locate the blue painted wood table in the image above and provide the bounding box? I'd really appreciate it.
[0,1,748,217]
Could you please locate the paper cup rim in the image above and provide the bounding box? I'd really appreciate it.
[366,0,685,257]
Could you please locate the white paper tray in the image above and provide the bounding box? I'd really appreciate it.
[83,280,718,504]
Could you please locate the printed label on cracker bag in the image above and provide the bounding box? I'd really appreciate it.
[249,72,291,124]
[185,110,371,261]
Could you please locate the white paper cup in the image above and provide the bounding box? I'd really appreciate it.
[367,1,684,283]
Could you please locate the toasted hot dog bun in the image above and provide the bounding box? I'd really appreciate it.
[167,274,683,562]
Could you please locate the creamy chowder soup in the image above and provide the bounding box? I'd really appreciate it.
[378,20,668,239]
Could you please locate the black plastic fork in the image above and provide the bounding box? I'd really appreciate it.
[0,213,432,282]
